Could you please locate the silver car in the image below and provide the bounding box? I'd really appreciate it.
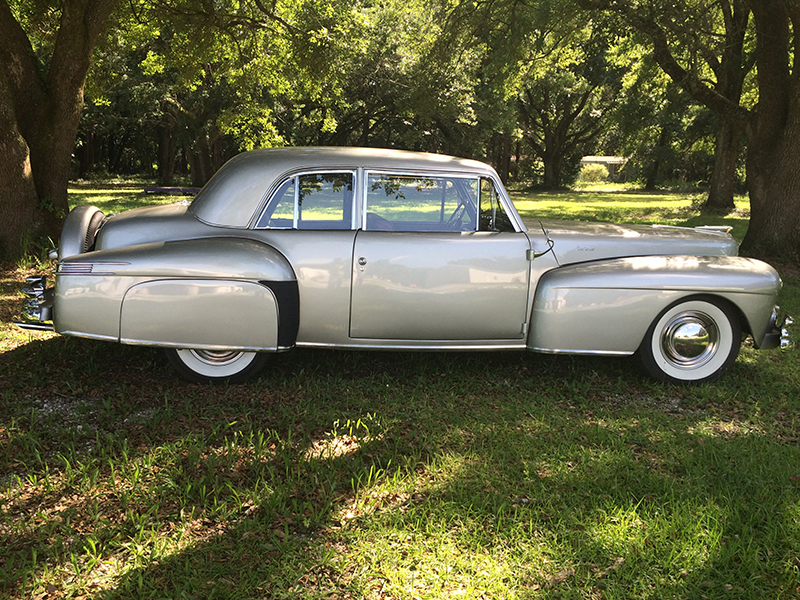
[16,147,790,383]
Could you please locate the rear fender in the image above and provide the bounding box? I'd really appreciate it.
[527,255,781,354]
[55,238,298,349]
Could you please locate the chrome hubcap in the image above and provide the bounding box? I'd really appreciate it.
[661,312,718,368]
[190,349,246,366]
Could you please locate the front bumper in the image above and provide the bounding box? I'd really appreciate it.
[759,306,793,350]
[13,275,55,332]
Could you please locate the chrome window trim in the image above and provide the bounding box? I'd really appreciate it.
[292,178,299,228]
[362,169,483,232]
[252,169,358,230]
[362,169,525,233]
[482,175,526,233]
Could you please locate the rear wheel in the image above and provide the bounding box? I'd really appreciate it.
[637,297,741,384]
[165,348,268,384]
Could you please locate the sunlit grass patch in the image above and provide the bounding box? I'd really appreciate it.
[68,188,180,214]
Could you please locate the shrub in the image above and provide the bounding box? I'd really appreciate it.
[579,163,609,182]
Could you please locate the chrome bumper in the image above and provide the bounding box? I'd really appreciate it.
[760,306,793,350]
[13,275,55,332]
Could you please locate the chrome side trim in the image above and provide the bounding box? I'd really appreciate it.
[57,330,119,342]
[529,347,634,356]
[120,339,271,350]
[298,341,527,350]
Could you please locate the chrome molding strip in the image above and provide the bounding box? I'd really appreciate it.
[529,346,634,356]
[120,338,273,350]
[58,330,119,343]
[298,341,527,351]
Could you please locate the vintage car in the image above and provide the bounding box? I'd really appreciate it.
[16,147,790,383]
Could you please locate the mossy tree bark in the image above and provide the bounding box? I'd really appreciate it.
[0,0,118,257]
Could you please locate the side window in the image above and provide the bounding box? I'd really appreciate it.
[264,178,295,227]
[256,172,353,229]
[479,177,515,232]
[365,173,477,232]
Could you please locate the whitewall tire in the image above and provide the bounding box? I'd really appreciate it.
[165,348,268,384]
[638,297,742,384]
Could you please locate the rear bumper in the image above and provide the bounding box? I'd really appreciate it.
[13,275,55,332]
[759,306,792,350]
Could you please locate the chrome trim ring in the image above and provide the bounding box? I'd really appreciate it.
[661,312,718,369]
[191,349,248,365]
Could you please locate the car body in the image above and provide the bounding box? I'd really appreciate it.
[17,147,790,383]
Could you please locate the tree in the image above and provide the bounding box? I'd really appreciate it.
[516,25,625,188]
[629,0,755,210]
[603,53,718,189]
[0,0,118,256]
[580,0,796,259]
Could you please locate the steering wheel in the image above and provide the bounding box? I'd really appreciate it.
[445,203,466,231]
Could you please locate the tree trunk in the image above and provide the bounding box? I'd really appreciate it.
[492,132,512,184]
[158,124,177,185]
[644,159,660,191]
[0,73,39,257]
[740,101,800,260]
[0,0,119,255]
[737,0,799,260]
[705,120,739,212]
[542,150,562,189]
[77,131,97,178]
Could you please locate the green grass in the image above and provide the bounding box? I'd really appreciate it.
[1,186,798,599]
[510,188,752,241]
[68,186,187,214]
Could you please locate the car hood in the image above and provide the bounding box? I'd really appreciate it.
[535,219,739,265]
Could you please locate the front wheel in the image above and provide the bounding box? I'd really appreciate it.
[165,348,268,384]
[637,297,742,384]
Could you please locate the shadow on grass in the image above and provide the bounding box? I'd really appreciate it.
[1,335,799,598]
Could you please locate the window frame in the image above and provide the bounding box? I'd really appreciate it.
[362,170,482,233]
[253,169,357,230]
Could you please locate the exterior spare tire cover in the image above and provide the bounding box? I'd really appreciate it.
[60,206,105,259]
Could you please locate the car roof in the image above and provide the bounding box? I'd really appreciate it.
[190,147,498,228]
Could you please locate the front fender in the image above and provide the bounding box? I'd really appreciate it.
[527,255,781,354]
[55,238,298,349]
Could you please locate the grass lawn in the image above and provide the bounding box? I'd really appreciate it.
[1,185,798,599]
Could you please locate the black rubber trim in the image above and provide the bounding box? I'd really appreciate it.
[260,280,300,348]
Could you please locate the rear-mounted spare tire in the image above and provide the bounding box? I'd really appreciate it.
[60,206,106,259]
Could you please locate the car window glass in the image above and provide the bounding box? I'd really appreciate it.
[257,173,353,229]
[264,178,295,227]
[479,177,515,232]
[365,173,477,232]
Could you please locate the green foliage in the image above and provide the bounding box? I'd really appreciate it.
[580,163,609,182]
[64,0,752,194]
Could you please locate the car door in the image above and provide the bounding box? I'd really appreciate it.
[349,173,531,341]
